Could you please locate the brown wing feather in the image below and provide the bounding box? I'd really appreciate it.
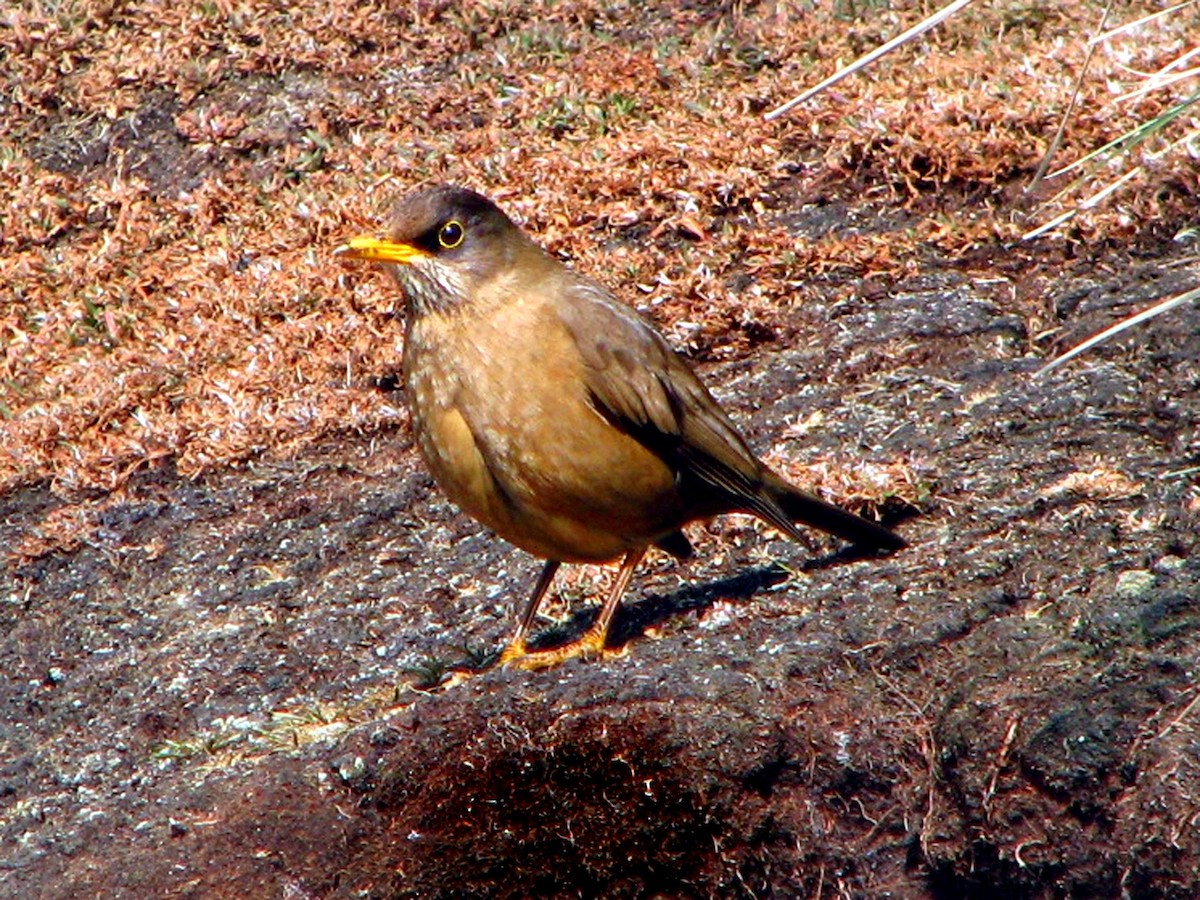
[556,283,763,475]
[555,280,793,523]
[554,279,906,552]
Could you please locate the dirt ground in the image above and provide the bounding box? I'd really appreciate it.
[3,2,1200,898]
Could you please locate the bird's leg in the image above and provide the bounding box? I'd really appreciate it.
[577,547,645,656]
[497,560,560,666]
[504,547,646,670]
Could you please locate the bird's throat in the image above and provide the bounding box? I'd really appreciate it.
[389,260,465,320]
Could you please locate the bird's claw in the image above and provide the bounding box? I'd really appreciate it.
[497,628,619,670]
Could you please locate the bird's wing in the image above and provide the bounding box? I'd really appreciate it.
[555,280,903,551]
[556,280,769,504]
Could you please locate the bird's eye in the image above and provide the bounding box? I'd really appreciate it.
[438,220,465,250]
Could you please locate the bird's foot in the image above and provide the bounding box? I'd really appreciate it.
[498,627,622,671]
[496,639,530,668]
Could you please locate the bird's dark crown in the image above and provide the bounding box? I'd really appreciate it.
[388,185,518,259]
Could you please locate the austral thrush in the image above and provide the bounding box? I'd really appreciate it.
[335,185,905,670]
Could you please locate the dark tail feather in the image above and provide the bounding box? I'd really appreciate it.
[760,475,906,552]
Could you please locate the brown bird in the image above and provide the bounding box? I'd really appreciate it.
[335,185,904,670]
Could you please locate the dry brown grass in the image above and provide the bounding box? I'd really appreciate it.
[2,0,1195,500]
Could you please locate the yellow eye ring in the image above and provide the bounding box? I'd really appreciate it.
[438,220,465,249]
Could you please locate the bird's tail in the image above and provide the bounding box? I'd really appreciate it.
[758,473,906,552]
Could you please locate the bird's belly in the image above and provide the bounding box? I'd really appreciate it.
[414,393,683,563]
[406,319,684,562]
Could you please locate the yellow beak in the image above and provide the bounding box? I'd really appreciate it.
[333,235,427,265]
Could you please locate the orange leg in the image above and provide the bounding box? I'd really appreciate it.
[496,560,560,666]
[499,548,647,670]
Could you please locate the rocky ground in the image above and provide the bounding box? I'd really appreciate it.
[5,239,1199,897]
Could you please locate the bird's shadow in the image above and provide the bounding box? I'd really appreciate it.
[602,562,791,647]
[589,543,883,649]
[441,544,885,676]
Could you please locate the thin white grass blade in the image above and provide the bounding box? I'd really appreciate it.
[1115,65,1200,104]
[1022,208,1079,241]
[763,0,975,121]
[1156,44,1200,76]
[1022,167,1140,240]
[1034,286,1200,378]
[1090,0,1198,45]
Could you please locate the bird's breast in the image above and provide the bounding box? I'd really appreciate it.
[403,297,684,562]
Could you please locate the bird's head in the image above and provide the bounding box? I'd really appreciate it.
[335,184,538,318]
